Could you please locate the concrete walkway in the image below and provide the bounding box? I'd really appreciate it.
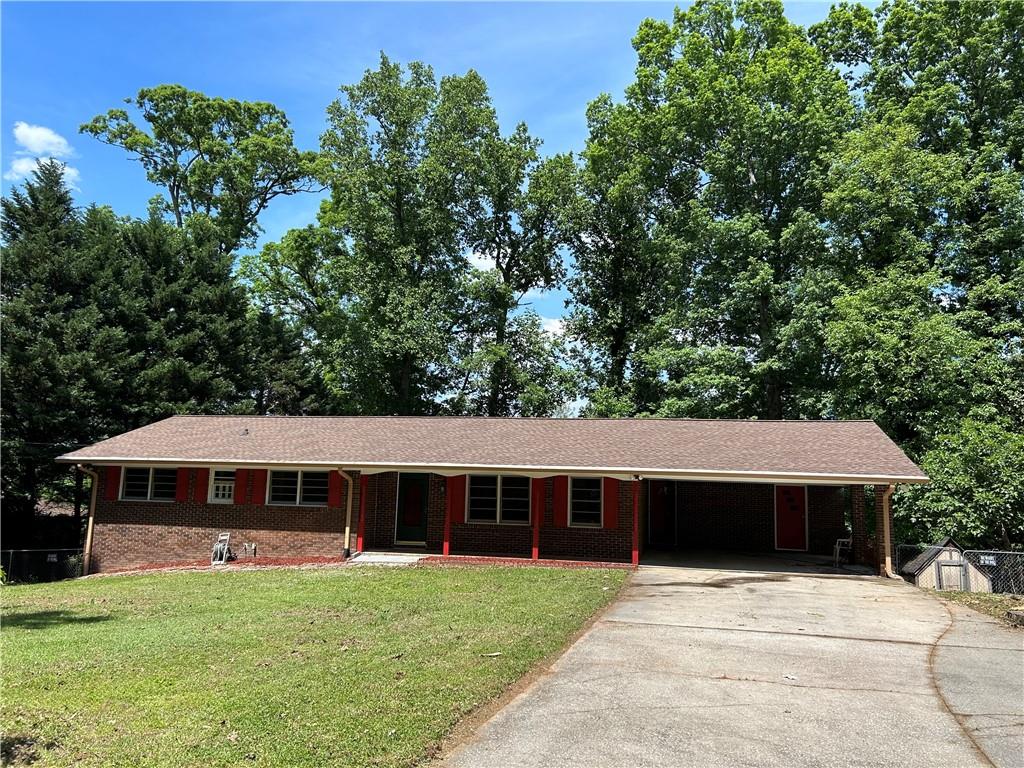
[442,561,1023,768]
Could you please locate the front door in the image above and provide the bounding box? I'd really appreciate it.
[395,473,429,545]
[775,485,807,551]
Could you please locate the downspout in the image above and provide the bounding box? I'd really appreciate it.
[337,469,355,559]
[881,484,896,578]
[76,464,99,576]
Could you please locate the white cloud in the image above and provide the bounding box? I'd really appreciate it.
[467,251,496,271]
[3,156,80,188]
[12,121,73,158]
[3,157,41,180]
[5,122,80,188]
[540,316,565,336]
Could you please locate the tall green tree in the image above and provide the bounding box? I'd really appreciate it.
[561,96,665,415]
[316,55,503,413]
[568,0,855,418]
[814,0,1024,332]
[81,85,319,254]
[463,133,574,415]
[2,162,110,535]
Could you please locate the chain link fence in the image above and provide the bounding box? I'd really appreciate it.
[896,543,1024,594]
[963,550,1024,595]
[1,549,83,584]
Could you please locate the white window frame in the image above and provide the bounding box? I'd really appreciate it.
[568,476,603,528]
[208,469,236,504]
[266,469,329,507]
[120,467,176,502]
[465,474,531,526]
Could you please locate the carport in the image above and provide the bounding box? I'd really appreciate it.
[643,475,907,576]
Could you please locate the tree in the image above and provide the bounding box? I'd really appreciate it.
[243,309,327,416]
[115,211,256,422]
[562,95,664,415]
[1,163,142,541]
[824,268,1011,455]
[81,85,319,254]
[570,0,855,418]
[896,419,1024,548]
[448,308,578,416]
[314,55,503,414]
[463,133,573,415]
[814,0,1024,329]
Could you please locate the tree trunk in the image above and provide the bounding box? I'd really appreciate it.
[486,306,509,416]
[398,352,414,414]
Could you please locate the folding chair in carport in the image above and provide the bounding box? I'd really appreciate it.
[833,537,852,568]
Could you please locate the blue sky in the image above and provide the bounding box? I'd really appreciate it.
[2,1,838,325]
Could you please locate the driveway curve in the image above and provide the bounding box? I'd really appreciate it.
[442,561,1023,768]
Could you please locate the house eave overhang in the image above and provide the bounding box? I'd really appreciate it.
[56,455,929,486]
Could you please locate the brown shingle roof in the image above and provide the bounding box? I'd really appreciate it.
[57,416,927,484]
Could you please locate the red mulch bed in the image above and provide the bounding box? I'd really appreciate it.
[418,555,633,570]
[97,555,349,577]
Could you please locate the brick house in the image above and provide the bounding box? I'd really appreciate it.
[57,416,927,575]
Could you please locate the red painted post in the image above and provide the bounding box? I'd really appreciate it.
[443,476,452,558]
[631,478,640,567]
[356,475,368,552]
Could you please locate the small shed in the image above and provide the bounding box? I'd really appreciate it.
[901,538,992,592]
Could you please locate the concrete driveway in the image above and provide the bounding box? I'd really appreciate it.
[442,558,1024,768]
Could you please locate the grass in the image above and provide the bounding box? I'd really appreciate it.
[1,565,628,767]
[936,589,1024,626]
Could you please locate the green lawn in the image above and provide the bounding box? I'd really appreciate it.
[1,565,627,767]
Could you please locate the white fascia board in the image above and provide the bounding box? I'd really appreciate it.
[59,456,928,485]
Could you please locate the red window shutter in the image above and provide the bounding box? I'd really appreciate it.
[530,478,545,526]
[328,471,343,507]
[104,466,121,501]
[175,469,190,502]
[553,476,569,528]
[249,470,268,505]
[602,478,619,530]
[193,468,210,503]
[234,469,250,504]
[447,475,466,522]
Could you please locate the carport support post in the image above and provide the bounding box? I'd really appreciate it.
[631,477,640,567]
[877,484,895,577]
[356,475,368,553]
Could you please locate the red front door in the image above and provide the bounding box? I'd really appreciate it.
[775,485,807,551]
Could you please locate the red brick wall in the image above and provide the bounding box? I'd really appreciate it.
[90,468,357,572]
[538,478,636,563]
[672,481,847,555]
[355,474,637,562]
[90,467,851,571]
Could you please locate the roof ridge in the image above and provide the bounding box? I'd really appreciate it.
[165,414,877,423]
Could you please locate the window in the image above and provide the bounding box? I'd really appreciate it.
[467,475,531,524]
[268,470,329,506]
[570,477,602,527]
[300,472,329,505]
[500,476,530,523]
[468,475,499,521]
[209,470,236,503]
[121,467,177,501]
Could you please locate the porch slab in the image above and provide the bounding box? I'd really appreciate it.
[349,551,427,566]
